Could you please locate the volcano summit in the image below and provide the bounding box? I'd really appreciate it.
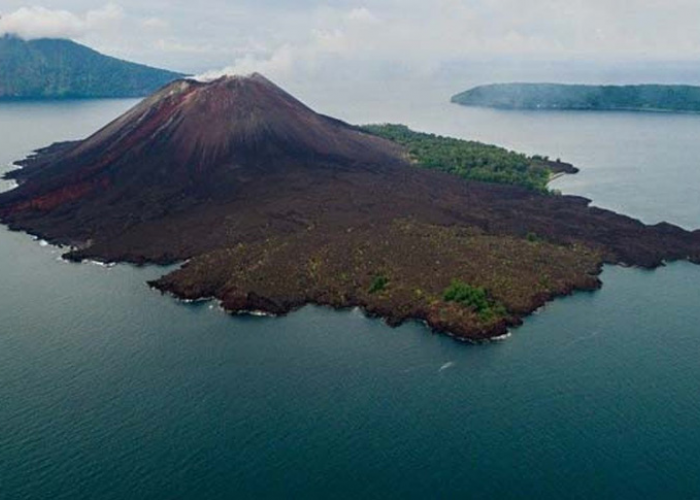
[1,74,699,340]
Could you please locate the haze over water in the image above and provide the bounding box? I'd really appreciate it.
[1,86,700,499]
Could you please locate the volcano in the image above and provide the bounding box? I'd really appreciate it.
[0,74,407,246]
[1,74,699,340]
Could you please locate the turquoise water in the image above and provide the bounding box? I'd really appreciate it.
[1,97,700,499]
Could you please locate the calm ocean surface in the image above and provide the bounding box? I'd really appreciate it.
[1,87,700,499]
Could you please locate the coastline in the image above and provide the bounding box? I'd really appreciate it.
[150,265,604,342]
[3,154,698,343]
[7,210,605,343]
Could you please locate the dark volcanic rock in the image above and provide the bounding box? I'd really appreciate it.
[1,74,699,341]
[0,74,406,245]
[538,159,579,175]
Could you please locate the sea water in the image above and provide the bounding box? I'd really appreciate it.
[1,89,700,499]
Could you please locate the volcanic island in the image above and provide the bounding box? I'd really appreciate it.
[1,74,699,341]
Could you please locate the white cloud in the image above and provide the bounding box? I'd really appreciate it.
[192,6,384,80]
[141,17,169,30]
[0,3,124,40]
[2,1,700,80]
[195,44,295,81]
[224,0,700,80]
[347,7,379,24]
[85,4,124,28]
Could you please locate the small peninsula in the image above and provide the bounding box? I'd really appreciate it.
[0,34,184,99]
[1,74,699,341]
[451,83,700,113]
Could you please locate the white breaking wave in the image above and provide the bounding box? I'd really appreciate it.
[489,331,513,342]
[85,259,115,268]
[239,310,277,318]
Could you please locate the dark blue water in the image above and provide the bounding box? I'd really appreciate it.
[1,95,700,499]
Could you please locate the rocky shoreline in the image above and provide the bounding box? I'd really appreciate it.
[151,262,604,342]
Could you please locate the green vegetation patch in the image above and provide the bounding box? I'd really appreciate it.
[443,280,506,321]
[369,274,389,294]
[362,124,550,191]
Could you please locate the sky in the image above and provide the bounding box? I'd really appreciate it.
[1,1,700,84]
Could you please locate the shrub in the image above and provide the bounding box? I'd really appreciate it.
[443,280,506,321]
[369,274,389,294]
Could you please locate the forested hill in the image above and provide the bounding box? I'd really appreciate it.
[0,35,185,99]
[451,83,700,113]
[362,124,575,192]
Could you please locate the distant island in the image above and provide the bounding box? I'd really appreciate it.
[451,83,700,113]
[1,74,699,341]
[0,34,184,99]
